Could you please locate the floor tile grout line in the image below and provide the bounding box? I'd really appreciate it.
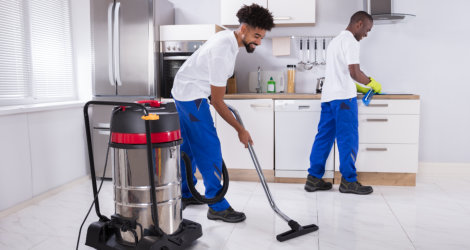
[316,192,320,250]
[380,191,416,250]
[222,181,260,250]
[432,180,470,217]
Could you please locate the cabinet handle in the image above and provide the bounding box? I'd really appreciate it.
[298,105,310,110]
[366,118,388,122]
[163,56,191,60]
[367,104,389,107]
[366,147,388,151]
[273,16,292,20]
[250,104,272,109]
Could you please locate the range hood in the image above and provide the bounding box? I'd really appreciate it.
[364,0,415,24]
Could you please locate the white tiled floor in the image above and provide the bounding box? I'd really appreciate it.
[1,174,470,250]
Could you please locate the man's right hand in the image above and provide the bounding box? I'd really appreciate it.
[238,129,253,148]
[355,83,370,94]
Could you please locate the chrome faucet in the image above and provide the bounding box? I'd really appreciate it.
[256,66,261,93]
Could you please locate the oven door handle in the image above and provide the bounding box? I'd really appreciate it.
[163,56,191,60]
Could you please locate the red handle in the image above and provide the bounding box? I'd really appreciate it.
[137,100,161,107]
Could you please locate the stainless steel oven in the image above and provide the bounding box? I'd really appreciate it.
[160,40,205,98]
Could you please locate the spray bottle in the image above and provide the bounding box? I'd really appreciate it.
[362,89,375,106]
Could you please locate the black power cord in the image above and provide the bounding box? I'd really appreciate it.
[75,108,118,250]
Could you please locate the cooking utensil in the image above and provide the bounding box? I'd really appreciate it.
[304,39,313,70]
[313,38,319,66]
[321,38,326,65]
[297,38,305,71]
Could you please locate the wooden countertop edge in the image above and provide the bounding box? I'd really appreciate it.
[224,93,420,100]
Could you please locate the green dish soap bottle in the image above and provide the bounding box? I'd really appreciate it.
[267,77,276,93]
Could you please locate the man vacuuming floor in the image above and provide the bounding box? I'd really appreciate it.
[170,4,274,223]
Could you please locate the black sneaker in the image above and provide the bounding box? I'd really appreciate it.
[339,177,373,195]
[182,196,205,210]
[207,207,246,223]
[304,175,332,192]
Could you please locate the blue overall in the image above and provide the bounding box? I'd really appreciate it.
[308,98,359,182]
[174,98,230,212]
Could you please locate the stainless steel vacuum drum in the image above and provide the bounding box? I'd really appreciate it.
[110,101,182,244]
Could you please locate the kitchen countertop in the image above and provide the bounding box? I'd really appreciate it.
[224,93,420,100]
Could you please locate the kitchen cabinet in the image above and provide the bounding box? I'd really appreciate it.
[274,100,334,178]
[220,0,267,27]
[269,0,316,25]
[334,99,420,174]
[220,0,315,26]
[215,99,274,170]
[216,95,419,185]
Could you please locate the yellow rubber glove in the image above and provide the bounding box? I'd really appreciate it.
[355,83,370,94]
[366,77,382,93]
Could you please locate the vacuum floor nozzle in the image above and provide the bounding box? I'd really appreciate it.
[276,221,318,242]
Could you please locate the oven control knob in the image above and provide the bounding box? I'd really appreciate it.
[166,46,171,51]
[172,46,176,51]
[177,47,181,51]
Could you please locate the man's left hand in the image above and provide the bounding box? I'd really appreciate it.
[366,77,382,93]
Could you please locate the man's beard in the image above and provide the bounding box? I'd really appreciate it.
[243,39,256,53]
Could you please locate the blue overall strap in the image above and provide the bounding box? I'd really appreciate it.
[174,99,230,212]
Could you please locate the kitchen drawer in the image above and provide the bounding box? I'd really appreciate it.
[359,115,420,143]
[354,144,419,173]
[275,100,321,112]
[358,100,420,115]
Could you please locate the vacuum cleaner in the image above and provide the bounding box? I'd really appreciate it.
[82,100,203,249]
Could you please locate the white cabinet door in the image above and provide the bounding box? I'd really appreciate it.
[274,100,333,178]
[358,100,420,115]
[269,0,315,25]
[216,99,273,170]
[355,144,419,173]
[358,114,420,143]
[220,0,268,26]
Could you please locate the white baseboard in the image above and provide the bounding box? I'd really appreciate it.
[418,162,470,176]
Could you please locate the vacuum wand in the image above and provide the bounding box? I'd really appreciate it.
[227,105,318,242]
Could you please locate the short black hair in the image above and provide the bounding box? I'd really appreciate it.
[236,4,275,31]
[349,11,373,24]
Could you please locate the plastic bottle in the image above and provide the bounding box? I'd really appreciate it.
[267,77,276,93]
[362,89,375,106]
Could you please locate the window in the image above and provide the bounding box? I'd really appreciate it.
[0,0,75,106]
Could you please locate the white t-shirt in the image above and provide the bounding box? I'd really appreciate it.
[321,30,360,103]
[171,30,239,101]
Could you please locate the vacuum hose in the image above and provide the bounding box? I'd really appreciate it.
[181,152,229,204]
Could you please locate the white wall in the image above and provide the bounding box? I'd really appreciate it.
[0,106,88,211]
[168,0,470,163]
